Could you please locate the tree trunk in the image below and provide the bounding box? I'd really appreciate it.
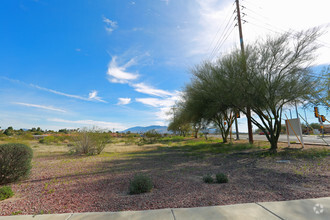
[269,137,278,154]
[194,130,198,138]
[222,134,227,143]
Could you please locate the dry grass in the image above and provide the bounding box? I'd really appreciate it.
[0,138,329,216]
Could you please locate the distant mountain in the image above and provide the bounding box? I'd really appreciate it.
[122,125,168,134]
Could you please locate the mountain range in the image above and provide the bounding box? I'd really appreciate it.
[121,125,168,134]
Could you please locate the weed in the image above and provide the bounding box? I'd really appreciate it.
[11,211,22,216]
[0,186,14,201]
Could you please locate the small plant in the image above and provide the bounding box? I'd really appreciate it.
[203,174,214,183]
[70,128,111,155]
[0,186,14,201]
[11,211,22,216]
[129,174,153,194]
[0,143,33,184]
[216,173,228,183]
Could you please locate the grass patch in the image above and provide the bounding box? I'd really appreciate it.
[0,186,14,201]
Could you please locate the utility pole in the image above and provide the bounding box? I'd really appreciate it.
[295,101,299,118]
[235,0,253,144]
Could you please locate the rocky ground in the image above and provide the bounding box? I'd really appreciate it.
[0,140,329,216]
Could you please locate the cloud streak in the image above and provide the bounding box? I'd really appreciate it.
[117,98,131,105]
[13,102,66,113]
[30,84,107,103]
[132,83,173,97]
[107,56,139,84]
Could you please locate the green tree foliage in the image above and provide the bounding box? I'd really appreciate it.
[179,28,321,153]
[3,127,14,136]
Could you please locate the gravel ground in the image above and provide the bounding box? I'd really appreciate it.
[0,141,329,216]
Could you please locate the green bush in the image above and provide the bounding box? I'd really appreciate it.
[0,186,14,201]
[203,174,214,183]
[70,129,111,155]
[141,129,162,144]
[0,143,33,184]
[129,174,153,194]
[216,173,228,183]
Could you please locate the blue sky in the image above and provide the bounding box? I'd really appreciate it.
[0,0,329,132]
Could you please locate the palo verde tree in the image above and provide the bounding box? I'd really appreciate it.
[211,28,321,153]
[178,62,237,143]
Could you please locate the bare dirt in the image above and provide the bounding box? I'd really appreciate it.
[0,140,329,216]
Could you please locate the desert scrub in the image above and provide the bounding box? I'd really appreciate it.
[216,173,228,183]
[70,128,111,155]
[129,174,153,194]
[203,174,214,183]
[0,143,33,184]
[0,186,14,201]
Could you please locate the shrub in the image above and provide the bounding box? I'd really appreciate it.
[142,129,162,144]
[129,174,153,194]
[70,128,111,155]
[0,186,14,201]
[216,173,228,183]
[203,174,214,183]
[0,143,33,185]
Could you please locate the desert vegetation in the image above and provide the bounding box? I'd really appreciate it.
[0,132,329,216]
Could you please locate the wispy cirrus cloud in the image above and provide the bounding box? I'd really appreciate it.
[31,84,107,103]
[102,16,118,33]
[117,98,131,105]
[13,102,66,113]
[48,118,127,130]
[132,83,173,97]
[1,76,107,103]
[107,56,139,83]
[88,90,107,103]
[135,97,173,107]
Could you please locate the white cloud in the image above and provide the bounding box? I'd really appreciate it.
[48,118,127,130]
[107,56,139,84]
[75,48,81,52]
[88,90,107,103]
[136,91,182,122]
[132,83,173,97]
[117,98,131,105]
[31,84,107,103]
[13,102,66,113]
[135,98,172,107]
[102,16,118,33]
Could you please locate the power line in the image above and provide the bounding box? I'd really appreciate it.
[206,2,236,57]
[208,11,237,60]
[210,26,236,60]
